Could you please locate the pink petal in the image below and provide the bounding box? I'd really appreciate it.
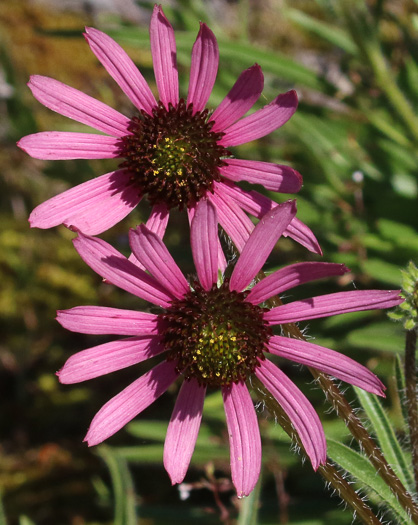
[150,5,179,109]
[209,188,254,253]
[222,381,261,498]
[255,359,326,470]
[264,289,404,325]
[128,203,170,270]
[187,23,219,113]
[56,306,160,335]
[191,200,219,290]
[215,181,322,255]
[210,64,264,133]
[18,132,121,160]
[268,336,386,396]
[58,335,165,384]
[129,225,189,299]
[164,378,206,484]
[29,170,141,235]
[85,360,178,446]
[28,75,130,136]
[188,205,227,274]
[246,262,349,305]
[219,90,298,147]
[229,201,297,292]
[73,232,175,307]
[220,159,302,193]
[84,27,157,114]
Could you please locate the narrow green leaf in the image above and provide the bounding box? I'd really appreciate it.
[327,440,411,524]
[354,386,415,492]
[395,355,409,428]
[97,446,138,525]
[285,8,358,55]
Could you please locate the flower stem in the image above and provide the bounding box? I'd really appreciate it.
[405,327,418,492]
[251,376,383,525]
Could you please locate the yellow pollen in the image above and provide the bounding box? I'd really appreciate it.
[231,336,237,342]
[210,338,215,344]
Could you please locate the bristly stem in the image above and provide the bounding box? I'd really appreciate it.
[251,376,383,525]
[258,271,418,523]
[405,327,418,492]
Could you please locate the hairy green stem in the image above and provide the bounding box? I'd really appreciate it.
[405,328,418,492]
[251,376,383,525]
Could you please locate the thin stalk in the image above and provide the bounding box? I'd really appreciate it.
[405,328,418,492]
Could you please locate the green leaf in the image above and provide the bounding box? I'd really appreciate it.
[327,440,411,524]
[354,387,414,492]
[285,8,358,55]
[97,446,138,525]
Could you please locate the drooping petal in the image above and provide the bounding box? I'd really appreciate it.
[229,201,297,292]
[58,336,165,384]
[246,262,349,305]
[73,232,175,307]
[220,159,302,193]
[84,27,157,114]
[264,289,404,325]
[164,379,206,484]
[187,205,227,273]
[28,75,130,136]
[18,132,121,160]
[209,188,254,253]
[219,90,298,147]
[222,381,262,498]
[85,360,178,446]
[29,170,141,235]
[187,23,219,114]
[210,64,264,133]
[129,225,189,299]
[150,5,179,109]
[191,200,218,290]
[255,359,326,470]
[268,336,386,396]
[215,181,322,255]
[56,306,160,335]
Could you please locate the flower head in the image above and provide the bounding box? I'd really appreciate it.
[57,199,403,497]
[18,5,320,255]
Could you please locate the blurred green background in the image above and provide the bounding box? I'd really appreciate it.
[1,0,417,523]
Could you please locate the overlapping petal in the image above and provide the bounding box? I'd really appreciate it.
[57,335,165,383]
[129,225,189,299]
[256,359,326,470]
[264,289,403,325]
[220,159,303,193]
[164,379,206,484]
[56,306,160,335]
[268,336,385,396]
[73,232,175,307]
[27,75,130,136]
[150,5,179,109]
[191,200,219,290]
[246,262,349,305]
[222,381,261,498]
[229,200,297,292]
[219,90,298,147]
[85,360,178,446]
[29,170,141,235]
[84,27,157,114]
[187,23,219,114]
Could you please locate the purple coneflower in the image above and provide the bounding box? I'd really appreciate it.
[18,5,320,255]
[56,199,402,497]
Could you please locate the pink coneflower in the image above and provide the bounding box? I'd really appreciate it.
[56,199,402,497]
[18,5,320,255]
